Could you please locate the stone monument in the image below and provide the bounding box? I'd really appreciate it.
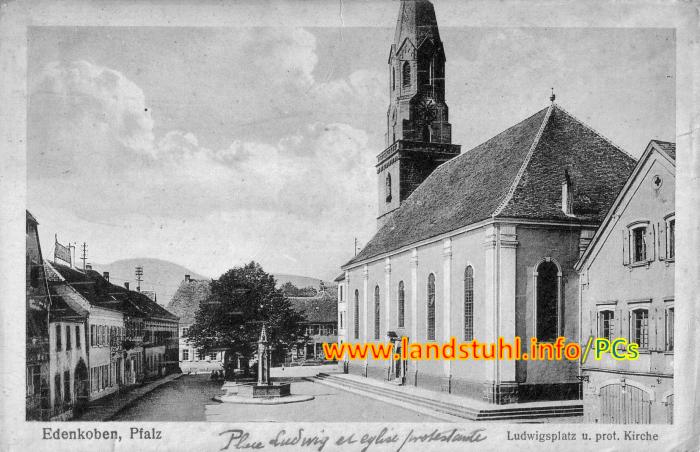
[215,323,312,404]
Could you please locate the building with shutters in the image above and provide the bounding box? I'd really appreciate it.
[168,275,225,373]
[575,140,675,423]
[45,260,179,405]
[288,289,338,363]
[339,0,637,404]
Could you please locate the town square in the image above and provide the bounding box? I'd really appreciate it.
[21,0,680,432]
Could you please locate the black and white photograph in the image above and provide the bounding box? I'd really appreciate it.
[2,0,699,450]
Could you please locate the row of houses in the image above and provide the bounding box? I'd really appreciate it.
[336,0,675,424]
[26,212,179,421]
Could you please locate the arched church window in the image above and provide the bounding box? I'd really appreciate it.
[354,289,359,340]
[374,285,381,340]
[535,261,560,342]
[398,281,405,328]
[392,67,395,91]
[385,174,392,202]
[427,273,436,340]
[402,61,411,88]
[464,266,474,341]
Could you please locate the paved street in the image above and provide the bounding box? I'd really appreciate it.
[112,374,223,421]
[111,373,445,422]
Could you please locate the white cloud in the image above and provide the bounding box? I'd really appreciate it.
[28,53,378,277]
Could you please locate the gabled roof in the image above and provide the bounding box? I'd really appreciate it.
[333,272,345,282]
[166,278,212,325]
[48,291,85,321]
[650,140,675,161]
[345,104,637,267]
[575,139,676,271]
[47,261,178,321]
[289,290,338,323]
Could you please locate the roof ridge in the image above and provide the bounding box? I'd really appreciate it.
[492,103,554,217]
[553,103,637,161]
[44,260,66,282]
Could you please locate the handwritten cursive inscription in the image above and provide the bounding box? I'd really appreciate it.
[220,426,487,451]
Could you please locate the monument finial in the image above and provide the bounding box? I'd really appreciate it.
[259,323,268,343]
[550,87,556,103]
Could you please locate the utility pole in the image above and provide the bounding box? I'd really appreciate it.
[135,266,143,292]
[80,242,87,271]
[354,237,358,256]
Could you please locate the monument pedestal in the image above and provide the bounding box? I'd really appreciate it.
[215,324,313,405]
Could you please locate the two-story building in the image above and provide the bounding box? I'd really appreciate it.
[46,291,89,420]
[45,262,126,402]
[288,290,338,362]
[167,275,224,373]
[575,140,675,424]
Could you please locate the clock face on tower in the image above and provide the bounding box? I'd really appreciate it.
[417,97,437,123]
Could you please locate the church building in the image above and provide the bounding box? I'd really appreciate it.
[339,0,637,404]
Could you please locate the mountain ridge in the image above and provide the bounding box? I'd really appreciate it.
[92,258,332,306]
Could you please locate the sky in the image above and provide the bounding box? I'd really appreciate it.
[26,9,675,281]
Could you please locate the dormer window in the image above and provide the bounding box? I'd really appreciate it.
[385,174,392,202]
[561,170,574,215]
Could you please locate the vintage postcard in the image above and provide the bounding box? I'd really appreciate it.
[1,0,698,450]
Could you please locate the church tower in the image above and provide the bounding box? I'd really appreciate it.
[377,0,461,228]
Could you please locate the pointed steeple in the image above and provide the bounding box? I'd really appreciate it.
[387,0,451,147]
[393,0,442,52]
[377,0,460,229]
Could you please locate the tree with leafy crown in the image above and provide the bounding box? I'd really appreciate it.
[186,261,307,379]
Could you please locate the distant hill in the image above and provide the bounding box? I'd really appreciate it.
[272,273,333,290]
[92,258,209,306]
[91,259,333,306]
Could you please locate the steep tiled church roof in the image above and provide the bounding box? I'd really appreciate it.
[346,104,637,266]
[167,278,211,325]
[288,290,338,323]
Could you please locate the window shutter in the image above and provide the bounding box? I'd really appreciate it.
[590,309,595,337]
[622,229,630,265]
[659,222,667,260]
[647,224,656,262]
[628,311,632,342]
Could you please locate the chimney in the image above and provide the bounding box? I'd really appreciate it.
[103,271,110,282]
[185,274,190,283]
[85,263,92,271]
[124,281,130,290]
